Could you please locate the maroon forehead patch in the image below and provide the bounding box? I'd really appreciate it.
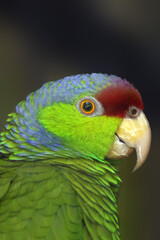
[96,80,144,118]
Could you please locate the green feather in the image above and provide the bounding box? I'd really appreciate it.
[38,102,121,160]
[0,74,127,239]
[0,157,120,239]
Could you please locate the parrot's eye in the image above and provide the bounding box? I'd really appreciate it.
[76,97,104,117]
[81,100,95,114]
[127,106,141,119]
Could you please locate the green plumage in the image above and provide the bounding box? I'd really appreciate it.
[0,158,120,240]
[0,74,127,239]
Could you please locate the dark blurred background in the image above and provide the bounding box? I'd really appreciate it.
[0,1,160,239]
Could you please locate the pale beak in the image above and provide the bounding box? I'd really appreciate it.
[107,112,151,171]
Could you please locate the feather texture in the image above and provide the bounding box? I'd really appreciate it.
[0,73,142,239]
[0,157,120,240]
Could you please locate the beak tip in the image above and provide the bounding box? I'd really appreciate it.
[133,124,151,172]
[132,164,140,172]
[132,159,146,172]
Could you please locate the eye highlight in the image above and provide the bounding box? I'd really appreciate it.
[76,96,104,117]
[80,100,95,114]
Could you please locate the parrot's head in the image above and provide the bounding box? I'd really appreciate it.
[1,74,151,170]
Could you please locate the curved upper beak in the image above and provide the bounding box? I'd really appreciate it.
[107,112,151,171]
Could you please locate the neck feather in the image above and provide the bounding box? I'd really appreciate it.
[46,157,121,239]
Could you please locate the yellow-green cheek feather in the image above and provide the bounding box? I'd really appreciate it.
[38,103,122,161]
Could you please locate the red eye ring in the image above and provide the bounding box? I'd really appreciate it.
[80,100,95,114]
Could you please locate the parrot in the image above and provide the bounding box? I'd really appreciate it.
[0,73,151,240]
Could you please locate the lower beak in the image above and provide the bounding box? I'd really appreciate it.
[107,112,151,171]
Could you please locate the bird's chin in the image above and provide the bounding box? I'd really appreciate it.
[107,134,134,159]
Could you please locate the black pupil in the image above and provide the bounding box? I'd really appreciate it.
[82,101,93,112]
